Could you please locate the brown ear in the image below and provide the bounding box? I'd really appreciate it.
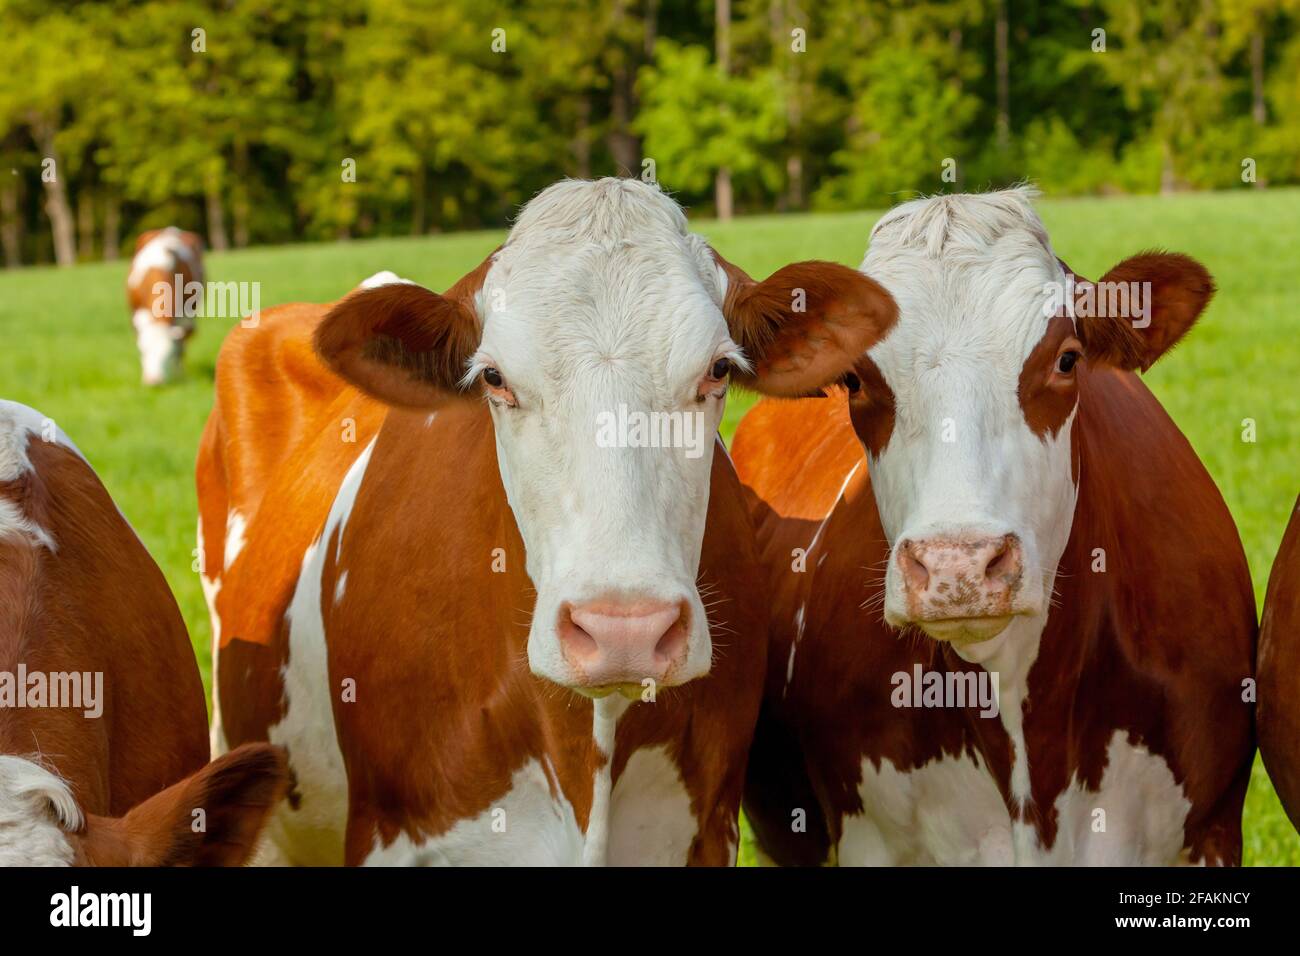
[315,252,496,408]
[1074,252,1214,372]
[75,744,289,867]
[713,250,897,397]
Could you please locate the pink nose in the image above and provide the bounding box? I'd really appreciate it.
[897,533,1024,620]
[559,599,688,688]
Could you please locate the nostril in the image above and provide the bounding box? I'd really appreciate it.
[898,540,930,592]
[654,602,688,663]
[983,536,1021,583]
[558,605,600,660]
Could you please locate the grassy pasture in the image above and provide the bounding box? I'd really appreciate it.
[0,189,1296,864]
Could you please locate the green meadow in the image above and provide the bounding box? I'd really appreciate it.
[1,189,1296,864]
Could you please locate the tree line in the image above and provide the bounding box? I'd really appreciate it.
[2,0,1296,267]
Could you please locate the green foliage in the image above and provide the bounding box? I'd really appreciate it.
[636,40,785,197]
[2,0,1300,259]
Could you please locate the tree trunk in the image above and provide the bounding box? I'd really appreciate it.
[995,0,1010,155]
[0,174,21,267]
[607,0,640,173]
[205,165,229,251]
[715,0,733,220]
[410,165,425,236]
[232,140,251,248]
[77,188,95,261]
[102,193,120,260]
[573,94,592,179]
[644,0,658,56]
[32,120,77,266]
[1251,31,1266,126]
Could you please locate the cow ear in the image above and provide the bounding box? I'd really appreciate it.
[75,745,289,867]
[713,251,897,397]
[1077,252,1215,372]
[315,281,481,408]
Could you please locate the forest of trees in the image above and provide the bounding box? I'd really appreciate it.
[2,0,1297,266]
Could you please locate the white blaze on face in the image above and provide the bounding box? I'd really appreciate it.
[859,189,1080,638]
[0,755,81,866]
[469,180,741,690]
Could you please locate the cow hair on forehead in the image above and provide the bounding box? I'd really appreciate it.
[506,177,691,250]
[869,185,1053,262]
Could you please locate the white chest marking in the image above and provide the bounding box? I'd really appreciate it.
[838,729,1192,865]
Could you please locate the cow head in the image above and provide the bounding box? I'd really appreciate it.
[132,287,190,386]
[317,178,896,695]
[0,744,288,866]
[851,188,1213,646]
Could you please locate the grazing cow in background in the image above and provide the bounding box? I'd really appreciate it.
[197,177,897,865]
[127,227,205,385]
[1259,495,1300,832]
[0,400,288,865]
[735,188,1255,865]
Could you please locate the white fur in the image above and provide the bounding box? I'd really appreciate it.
[861,188,1078,633]
[127,227,199,289]
[0,755,81,866]
[606,745,699,865]
[0,401,86,550]
[260,439,378,866]
[838,730,1192,865]
[358,270,413,289]
[362,757,585,866]
[223,510,247,570]
[467,179,743,688]
[197,516,227,758]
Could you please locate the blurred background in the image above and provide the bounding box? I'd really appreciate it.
[3,0,1300,265]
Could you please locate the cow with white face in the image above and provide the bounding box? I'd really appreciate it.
[199,177,897,865]
[126,227,205,385]
[736,188,1256,865]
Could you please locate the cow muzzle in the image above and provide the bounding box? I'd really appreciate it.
[892,532,1027,643]
[556,597,692,697]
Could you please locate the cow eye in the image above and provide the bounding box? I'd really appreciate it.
[843,372,862,395]
[1056,351,1080,374]
[710,357,731,380]
[483,367,505,388]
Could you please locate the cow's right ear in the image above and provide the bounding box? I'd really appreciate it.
[315,281,481,408]
[713,250,898,397]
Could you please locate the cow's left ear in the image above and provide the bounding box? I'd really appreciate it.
[74,745,289,867]
[1078,252,1215,372]
[713,250,898,397]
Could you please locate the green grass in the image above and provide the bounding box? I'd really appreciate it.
[1,190,1296,865]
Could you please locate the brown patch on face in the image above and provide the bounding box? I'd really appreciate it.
[845,355,896,458]
[1017,315,1080,440]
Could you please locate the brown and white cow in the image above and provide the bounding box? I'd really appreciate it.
[735,188,1256,865]
[197,177,897,866]
[1259,496,1300,831]
[0,400,288,865]
[127,227,205,385]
